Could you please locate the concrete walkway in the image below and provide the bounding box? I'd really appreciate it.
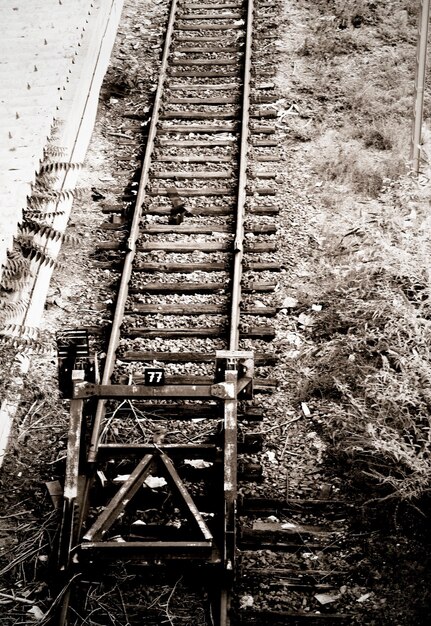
[0,0,125,466]
[0,0,123,273]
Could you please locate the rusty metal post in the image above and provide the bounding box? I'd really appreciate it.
[411,0,430,174]
[221,366,237,626]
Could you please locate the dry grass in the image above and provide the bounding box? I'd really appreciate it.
[294,0,420,196]
[299,177,431,502]
[311,129,406,196]
[288,2,431,504]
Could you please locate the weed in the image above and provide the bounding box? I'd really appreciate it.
[300,182,431,502]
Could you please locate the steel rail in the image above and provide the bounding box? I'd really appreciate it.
[229,0,253,351]
[222,4,255,625]
[88,0,178,463]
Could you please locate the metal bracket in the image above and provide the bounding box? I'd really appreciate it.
[215,350,254,399]
[210,382,236,400]
[56,329,90,398]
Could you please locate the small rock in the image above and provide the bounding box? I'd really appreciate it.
[239,595,254,609]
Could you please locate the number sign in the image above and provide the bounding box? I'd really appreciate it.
[144,368,165,386]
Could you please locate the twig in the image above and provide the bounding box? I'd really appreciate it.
[100,399,128,441]
[263,416,301,433]
[0,591,34,604]
[107,131,133,139]
[0,511,31,520]
[118,587,130,626]
[162,576,183,625]
[127,400,147,439]
[17,400,40,440]
[0,542,49,577]
[38,573,82,625]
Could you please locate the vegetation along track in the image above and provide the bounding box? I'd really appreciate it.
[55,1,360,625]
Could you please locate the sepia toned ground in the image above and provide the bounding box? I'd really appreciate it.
[1,0,430,623]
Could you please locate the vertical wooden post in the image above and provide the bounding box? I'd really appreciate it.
[411,0,430,174]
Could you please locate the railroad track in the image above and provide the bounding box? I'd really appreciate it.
[55,1,359,624]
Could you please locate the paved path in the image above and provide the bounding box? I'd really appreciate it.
[0,0,120,270]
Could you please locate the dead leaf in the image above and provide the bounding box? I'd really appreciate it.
[298,312,314,327]
[281,296,298,308]
[27,606,45,621]
[357,593,372,603]
[144,476,167,489]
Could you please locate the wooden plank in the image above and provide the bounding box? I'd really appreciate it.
[251,125,276,134]
[242,327,275,338]
[255,155,281,162]
[159,123,237,132]
[243,498,355,514]
[160,111,238,120]
[170,70,239,77]
[254,187,277,195]
[245,262,280,271]
[182,3,242,8]
[241,305,277,315]
[138,241,230,251]
[178,13,242,20]
[175,48,239,54]
[252,171,278,179]
[133,261,228,272]
[243,281,277,292]
[169,83,238,90]
[128,282,227,294]
[127,303,227,314]
[245,242,277,252]
[174,36,240,43]
[144,205,232,216]
[247,224,277,234]
[181,3,242,8]
[167,97,237,105]
[151,170,232,179]
[158,138,235,146]
[154,155,232,162]
[149,187,232,196]
[251,95,279,104]
[125,327,274,339]
[177,24,243,30]
[250,110,278,119]
[249,205,279,214]
[95,241,276,253]
[171,58,239,66]
[126,303,277,315]
[251,139,278,146]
